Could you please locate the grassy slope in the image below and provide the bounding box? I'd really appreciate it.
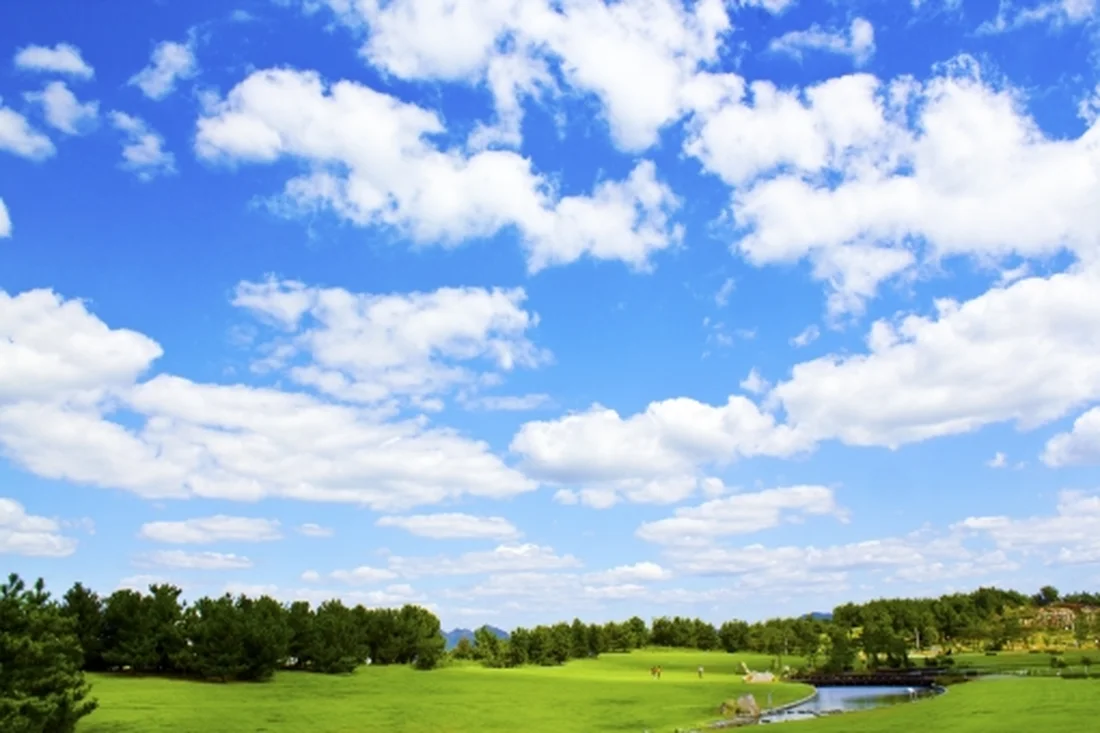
[79,650,810,733]
[795,678,1100,733]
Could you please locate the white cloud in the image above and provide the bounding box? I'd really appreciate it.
[224,581,424,607]
[978,0,1096,34]
[144,550,253,570]
[955,490,1100,565]
[307,0,732,152]
[196,68,681,271]
[377,513,522,540]
[109,112,175,180]
[117,574,169,591]
[636,485,846,546]
[297,523,334,537]
[25,81,98,135]
[13,43,94,78]
[139,516,283,544]
[714,277,735,307]
[0,199,9,238]
[0,104,55,160]
[739,369,769,395]
[736,0,797,12]
[688,58,1100,315]
[233,278,547,406]
[769,17,876,66]
[129,40,197,100]
[583,561,672,584]
[987,451,1008,468]
[790,325,820,348]
[511,396,810,506]
[0,288,162,404]
[1043,407,1100,466]
[389,543,581,576]
[0,498,77,557]
[771,268,1100,448]
[330,565,399,585]
[300,570,321,582]
[0,286,536,511]
[460,393,552,411]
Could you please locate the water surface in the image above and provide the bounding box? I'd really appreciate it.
[760,685,936,723]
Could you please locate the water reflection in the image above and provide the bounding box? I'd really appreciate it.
[760,685,937,723]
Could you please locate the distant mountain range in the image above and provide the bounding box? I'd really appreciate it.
[804,611,833,621]
[443,626,509,650]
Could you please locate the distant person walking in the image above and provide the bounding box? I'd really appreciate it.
[697,665,704,679]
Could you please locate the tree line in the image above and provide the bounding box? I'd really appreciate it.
[2,573,447,732]
[455,585,1098,672]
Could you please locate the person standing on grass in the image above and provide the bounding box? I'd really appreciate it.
[698,665,704,679]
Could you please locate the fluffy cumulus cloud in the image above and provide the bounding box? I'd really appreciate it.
[0,198,9,238]
[512,396,810,506]
[376,513,522,540]
[0,286,535,510]
[0,498,77,557]
[13,43,94,78]
[196,68,681,271]
[129,40,198,99]
[109,112,176,180]
[233,278,547,407]
[769,17,876,65]
[25,81,98,135]
[687,56,1100,315]
[770,267,1100,448]
[0,103,55,160]
[139,516,283,544]
[1042,407,1100,466]
[304,0,732,151]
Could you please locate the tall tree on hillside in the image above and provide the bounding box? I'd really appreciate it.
[1034,586,1060,607]
[0,574,97,732]
[61,583,105,671]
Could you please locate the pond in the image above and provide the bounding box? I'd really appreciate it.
[759,685,940,724]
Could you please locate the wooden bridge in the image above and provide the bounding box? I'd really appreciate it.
[789,669,948,687]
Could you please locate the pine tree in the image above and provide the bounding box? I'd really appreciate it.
[0,574,98,732]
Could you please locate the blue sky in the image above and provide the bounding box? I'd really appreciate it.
[2,0,1100,630]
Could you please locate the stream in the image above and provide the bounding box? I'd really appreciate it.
[758,685,941,724]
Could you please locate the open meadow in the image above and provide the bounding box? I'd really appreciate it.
[78,651,810,733]
[76,647,1100,733]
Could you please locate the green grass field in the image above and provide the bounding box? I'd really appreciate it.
[78,650,809,733]
[77,648,1100,733]
[794,677,1100,733]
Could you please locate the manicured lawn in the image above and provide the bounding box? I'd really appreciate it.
[795,677,1100,732]
[79,650,810,733]
[946,649,1096,671]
